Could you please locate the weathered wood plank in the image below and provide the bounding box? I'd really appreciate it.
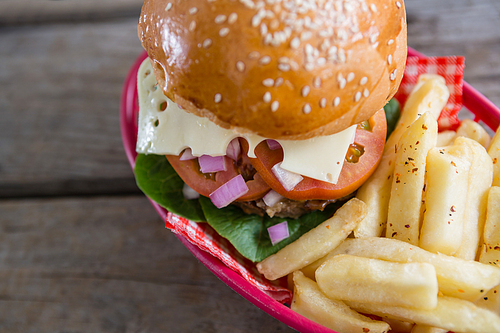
[0,18,143,197]
[0,196,294,332]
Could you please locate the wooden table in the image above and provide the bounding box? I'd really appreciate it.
[1,0,499,332]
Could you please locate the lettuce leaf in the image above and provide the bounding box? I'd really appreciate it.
[134,154,205,222]
[134,153,342,262]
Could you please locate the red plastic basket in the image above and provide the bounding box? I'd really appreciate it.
[120,48,500,333]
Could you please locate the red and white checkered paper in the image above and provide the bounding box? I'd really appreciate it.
[164,55,466,305]
[395,55,465,130]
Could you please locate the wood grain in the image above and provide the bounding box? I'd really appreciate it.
[0,0,499,332]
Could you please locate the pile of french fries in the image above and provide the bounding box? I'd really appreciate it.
[257,74,500,333]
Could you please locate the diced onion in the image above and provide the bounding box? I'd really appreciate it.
[226,138,241,160]
[182,183,199,199]
[180,148,196,161]
[271,162,303,191]
[263,190,284,207]
[266,139,281,150]
[268,221,289,246]
[198,155,227,173]
[209,174,249,208]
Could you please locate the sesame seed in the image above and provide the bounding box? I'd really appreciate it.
[278,57,289,64]
[260,23,268,36]
[165,3,172,11]
[396,1,402,8]
[301,85,310,97]
[263,92,272,103]
[354,91,362,102]
[202,38,212,48]
[189,21,196,31]
[390,69,398,81]
[252,14,262,27]
[305,63,314,71]
[228,13,238,24]
[347,72,355,82]
[388,54,393,65]
[363,88,370,97]
[214,93,222,103]
[301,31,313,41]
[290,37,300,49]
[370,33,378,44]
[333,97,340,107]
[215,15,227,24]
[339,78,347,89]
[370,4,377,12]
[263,78,274,87]
[271,101,279,112]
[303,103,312,114]
[316,57,326,67]
[219,27,230,37]
[320,98,327,108]
[278,63,291,71]
[259,56,271,65]
[313,77,321,88]
[248,51,260,59]
[236,61,245,72]
[360,76,368,85]
[275,77,284,87]
[290,61,299,71]
[189,7,198,15]
[388,39,394,45]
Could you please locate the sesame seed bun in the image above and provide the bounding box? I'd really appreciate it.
[138,0,407,140]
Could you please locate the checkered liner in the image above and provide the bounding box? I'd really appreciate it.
[164,56,466,304]
[395,56,465,130]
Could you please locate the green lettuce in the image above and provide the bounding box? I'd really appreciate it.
[134,153,342,262]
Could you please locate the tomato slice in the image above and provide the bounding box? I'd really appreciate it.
[242,108,387,201]
[166,143,271,201]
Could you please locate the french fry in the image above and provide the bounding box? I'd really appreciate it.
[451,137,493,260]
[436,130,456,147]
[479,186,500,265]
[355,75,449,238]
[475,187,500,314]
[291,271,391,333]
[455,118,491,149]
[315,255,438,309]
[346,296,500,333]
[419,147,470,255]
[256,198,366,280]
[410,325,447,333]
[489,126,500,186]
[325,237,500,302]
[386,112,437,245]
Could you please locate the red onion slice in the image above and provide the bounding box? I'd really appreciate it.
[180,148,196,161]
[209,174,249,208]
[198,155,227,173]
[263,190,284,207]
[268,221,289,246]
[226,138,241,160]
[266,139,281,150]
[271,162,303,191]
[182,183,200,199]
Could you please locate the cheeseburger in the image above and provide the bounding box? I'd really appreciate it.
[134,0,407,220]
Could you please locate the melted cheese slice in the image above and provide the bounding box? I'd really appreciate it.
[136,59,356,184]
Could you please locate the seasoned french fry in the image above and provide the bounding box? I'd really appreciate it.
[451,137,493,260]
[315,255,438,309]
[291,271,391,333]
[326,237,500,302]
[355,75,449,238]
[489,127,500,186]
[479,186,500,265]
[419,147,470,255]
[386,112,437,245]
[476,187,500,314]
[455,118,491,149]
[346,296,500,333]
[256,198,366,280]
